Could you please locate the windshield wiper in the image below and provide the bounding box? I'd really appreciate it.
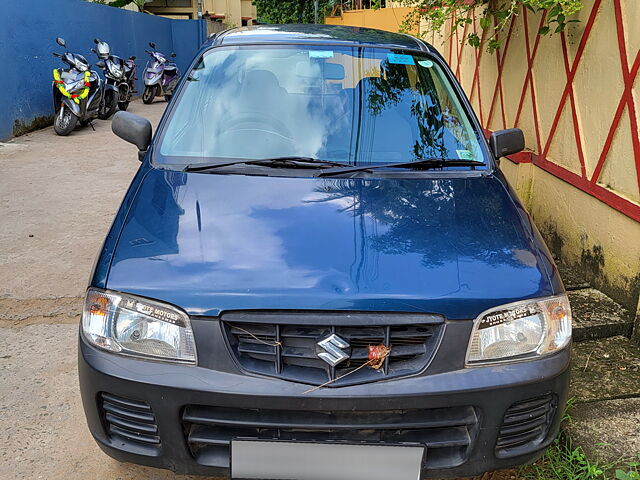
[184,156,350,172]
[317,158,486,177]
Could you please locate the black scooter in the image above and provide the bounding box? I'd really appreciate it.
[92,38,136,117]
[52,37,103,135]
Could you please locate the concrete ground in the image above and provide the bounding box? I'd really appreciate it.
[0,100,202,480]
[568,336,640,466]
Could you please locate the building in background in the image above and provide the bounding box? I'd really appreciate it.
[145,0,256,33]
[85,0,138,11]
[325,1,416,34]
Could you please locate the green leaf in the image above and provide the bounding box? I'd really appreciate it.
[538,25,551,35]
[467,32,480,47]
[548,5,561,16]
[479,16,491,29]
[488,38,501,53]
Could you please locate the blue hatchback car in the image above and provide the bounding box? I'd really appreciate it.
[79,25,572,479]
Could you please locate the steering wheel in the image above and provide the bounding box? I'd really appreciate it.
[221,112,294,143]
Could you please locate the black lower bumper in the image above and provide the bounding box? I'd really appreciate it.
[78,337,570,478]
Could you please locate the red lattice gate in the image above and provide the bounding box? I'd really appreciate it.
[444,0,640,222]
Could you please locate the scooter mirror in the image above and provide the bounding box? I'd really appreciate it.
[149,42,156,49]
[56,37,66,48]
[91,48,97,54]
[94,38,100,44]
[130,56,136,60]
[171,53,176,57]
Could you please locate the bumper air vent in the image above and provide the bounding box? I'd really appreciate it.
[496,394,557,458]
[100,392,160,447]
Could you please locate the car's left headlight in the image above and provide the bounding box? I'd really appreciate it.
[81,287,197,364]
[466,294,571,365]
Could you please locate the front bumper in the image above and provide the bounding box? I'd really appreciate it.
[78,328,570,479]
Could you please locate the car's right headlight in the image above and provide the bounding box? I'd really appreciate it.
[81,287,197,364]
[466,294,571,365]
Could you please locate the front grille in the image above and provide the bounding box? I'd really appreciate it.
[183,404,478,470]
[496,394,557,458]
[222,312,443,386]
[100,392,160,446]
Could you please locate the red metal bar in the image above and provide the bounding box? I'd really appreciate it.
[469,15,485,125]
[455,11,470,78]
[535,156,640,222]
[514,8,546,154]
[560,32,587,178]
[486,18,515,129]
[541,0,601,160]
[589,51,640,186]
[612,0,640,194]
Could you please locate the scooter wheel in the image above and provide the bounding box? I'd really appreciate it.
[99,91,118,120]
[142,87,155,104]
[53,107,78,136]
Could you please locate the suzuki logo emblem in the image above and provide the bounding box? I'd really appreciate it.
[316,333,350,367]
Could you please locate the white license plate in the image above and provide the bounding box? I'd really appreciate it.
[231,440,424,480]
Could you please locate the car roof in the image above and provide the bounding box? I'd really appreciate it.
[207,24,433,52]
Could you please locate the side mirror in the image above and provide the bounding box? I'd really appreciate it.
[112,111,152,161]
[96,60,106,69]
[130,55,136,60]
[171,53,176,58]
[94,38,100,44]
[91,48,97,54]
[149,42,156,49]
[489,128,525,159]
[56,37,66,48]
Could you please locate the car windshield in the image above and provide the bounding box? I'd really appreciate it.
[156,45,487,169]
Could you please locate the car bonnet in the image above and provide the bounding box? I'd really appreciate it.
[104,168,558,320]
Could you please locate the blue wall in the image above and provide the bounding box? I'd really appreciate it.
[0,0,206,140]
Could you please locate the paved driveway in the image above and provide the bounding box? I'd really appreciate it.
[0,101,205,480]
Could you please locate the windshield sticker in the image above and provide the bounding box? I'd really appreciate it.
[457,149,475,161]
[309,50,334,59]
[418,60,434,68]
[387,53,415,65]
